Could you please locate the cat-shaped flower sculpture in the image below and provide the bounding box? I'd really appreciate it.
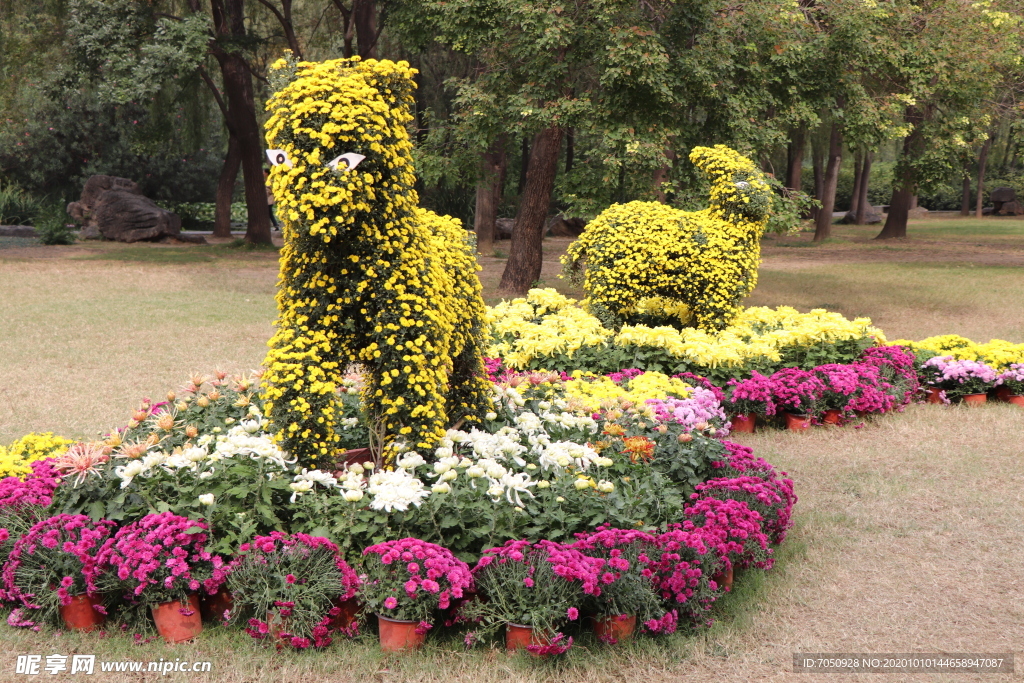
[261,57,491,466]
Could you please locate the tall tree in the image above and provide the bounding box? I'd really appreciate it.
[874,0,1018,239]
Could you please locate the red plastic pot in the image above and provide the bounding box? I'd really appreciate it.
[995,386,1012,402]
[730,413,756,433]
[152,594,203,643]
[783,412,811,431]
[331,597,361,630]
[593,614,636,643]
[712,564,735,592]
[1008,394,1024,407]
[199,589,233,623]
[506,623,547,652]
[962,393,987,405]
[60,593,105,632]
[821,409,843,425]
[377,615,425,652]
[925,387,944,404]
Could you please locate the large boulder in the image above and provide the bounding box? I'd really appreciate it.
[67,175,185,243]
[840,205,883,224]
[990,186,1015,204]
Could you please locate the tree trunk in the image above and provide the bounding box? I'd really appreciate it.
[353,0,378,59]
[1000,127,1014,174]
[810,134,825,221]
[211,0,272,246]
[474,137,506,257]
[975,136,993,218]
[498,126,562,296]
[787,127,805,191]
[213,134,241,238]
[961,175,971,215]
[565,128,574,173]
[518,136,530,194]
[855,151,873,225]
[813,121,843,241]
[849,150,863,216]
[876,149,918,239]
[653,147,677,203]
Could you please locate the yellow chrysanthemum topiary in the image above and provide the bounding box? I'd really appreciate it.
[562,145,772,331]
[261,56,492,466]
[0,432,73,479]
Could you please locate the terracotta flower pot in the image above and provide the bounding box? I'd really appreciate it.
[60,593,105,632]
[783,412,810,431]
[730,413,756,433]
[199,589,233,623]
[962,393,987,405]
[152,594,203,643]
[925,387,944,404]
[331,597,361,630]
[712,564,735,592]
[266,609,290,640]
[1008,394,1024,407]
[593,614,636,643]
[821,409,843,425]
[377,615,425,652]
[505,623,547,652]
[994,386,1012,402]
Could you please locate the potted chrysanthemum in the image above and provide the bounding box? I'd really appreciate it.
[921,356,998,403]
[358,538,473,652]
[2,514,116,631]
[228,532,360,649]
[462,539,603,655]
[996,364,1024,405]
[571,528,665,643]
[95,512,226,643]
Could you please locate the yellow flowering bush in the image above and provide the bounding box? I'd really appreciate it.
[562,145,772,331]
[487,289,614,369]
[261,57,491,465]
[893,334,1024,370]
[563,371,692,413]
[0,432,73,479]
[487,291,884,384]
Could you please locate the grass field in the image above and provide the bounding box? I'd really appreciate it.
[0,217,1021,681]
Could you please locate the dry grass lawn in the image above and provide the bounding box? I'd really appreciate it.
[0,217,1021,682]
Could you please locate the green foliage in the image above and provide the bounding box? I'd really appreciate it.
[0,181,41,225]
[33,203,77,245]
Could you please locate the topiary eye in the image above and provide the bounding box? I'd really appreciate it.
[327,153,366,172]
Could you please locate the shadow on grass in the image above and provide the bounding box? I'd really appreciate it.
[74,242,280,264]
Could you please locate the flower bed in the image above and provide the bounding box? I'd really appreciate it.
[487,289,884,384]
[0,360,797,652]
[2,298,1018,653]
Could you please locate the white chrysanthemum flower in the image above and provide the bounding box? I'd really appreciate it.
[366,469,430,512]
[597,480,615,493]
[431,482,451,494]
[343,489,364,502]
[397,452,426,470]
[114,460,146,489]
[466,465,486,479]
[294,468,338,488]
[240,419,261,434]
[537,441,598,472]
[433,456,459,474]
[183,446,208,463]
[440,469,458,482]
[288,480,314,503]
[198,493,215,505]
